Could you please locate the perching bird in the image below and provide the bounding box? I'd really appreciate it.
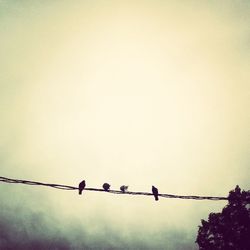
[152,185,159,201]
[103,183,110,191]
[78,180,86,195]
[120,185,128,193]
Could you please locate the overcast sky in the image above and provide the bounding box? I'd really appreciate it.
[0,1,249,249]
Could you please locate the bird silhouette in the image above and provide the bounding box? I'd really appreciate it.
[103,183,110,191]
[78,180,86,195]
[120,185,128,193]
[152,185,159,201]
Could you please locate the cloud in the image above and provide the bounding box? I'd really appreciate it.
[0,184,198,249]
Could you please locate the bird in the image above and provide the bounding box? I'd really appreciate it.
[152,185,159,201]
[78,180,86,195]
[103,183,110,191]
[120,185,128,193]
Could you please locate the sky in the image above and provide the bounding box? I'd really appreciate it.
[0,0,249,249]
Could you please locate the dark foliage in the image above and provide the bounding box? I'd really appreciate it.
[196,186,250,250]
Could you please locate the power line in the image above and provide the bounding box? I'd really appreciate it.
[0,176,228,201]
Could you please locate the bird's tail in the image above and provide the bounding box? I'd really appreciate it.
[79,189,82,195]
[155,196,159,201]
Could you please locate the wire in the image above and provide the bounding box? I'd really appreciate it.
[0,176,228,201]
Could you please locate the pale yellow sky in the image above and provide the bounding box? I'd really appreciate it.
[0,1,249,249]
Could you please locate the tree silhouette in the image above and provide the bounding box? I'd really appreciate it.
[196,186,250,250]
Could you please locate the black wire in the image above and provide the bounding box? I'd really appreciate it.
[0,176,228,201]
